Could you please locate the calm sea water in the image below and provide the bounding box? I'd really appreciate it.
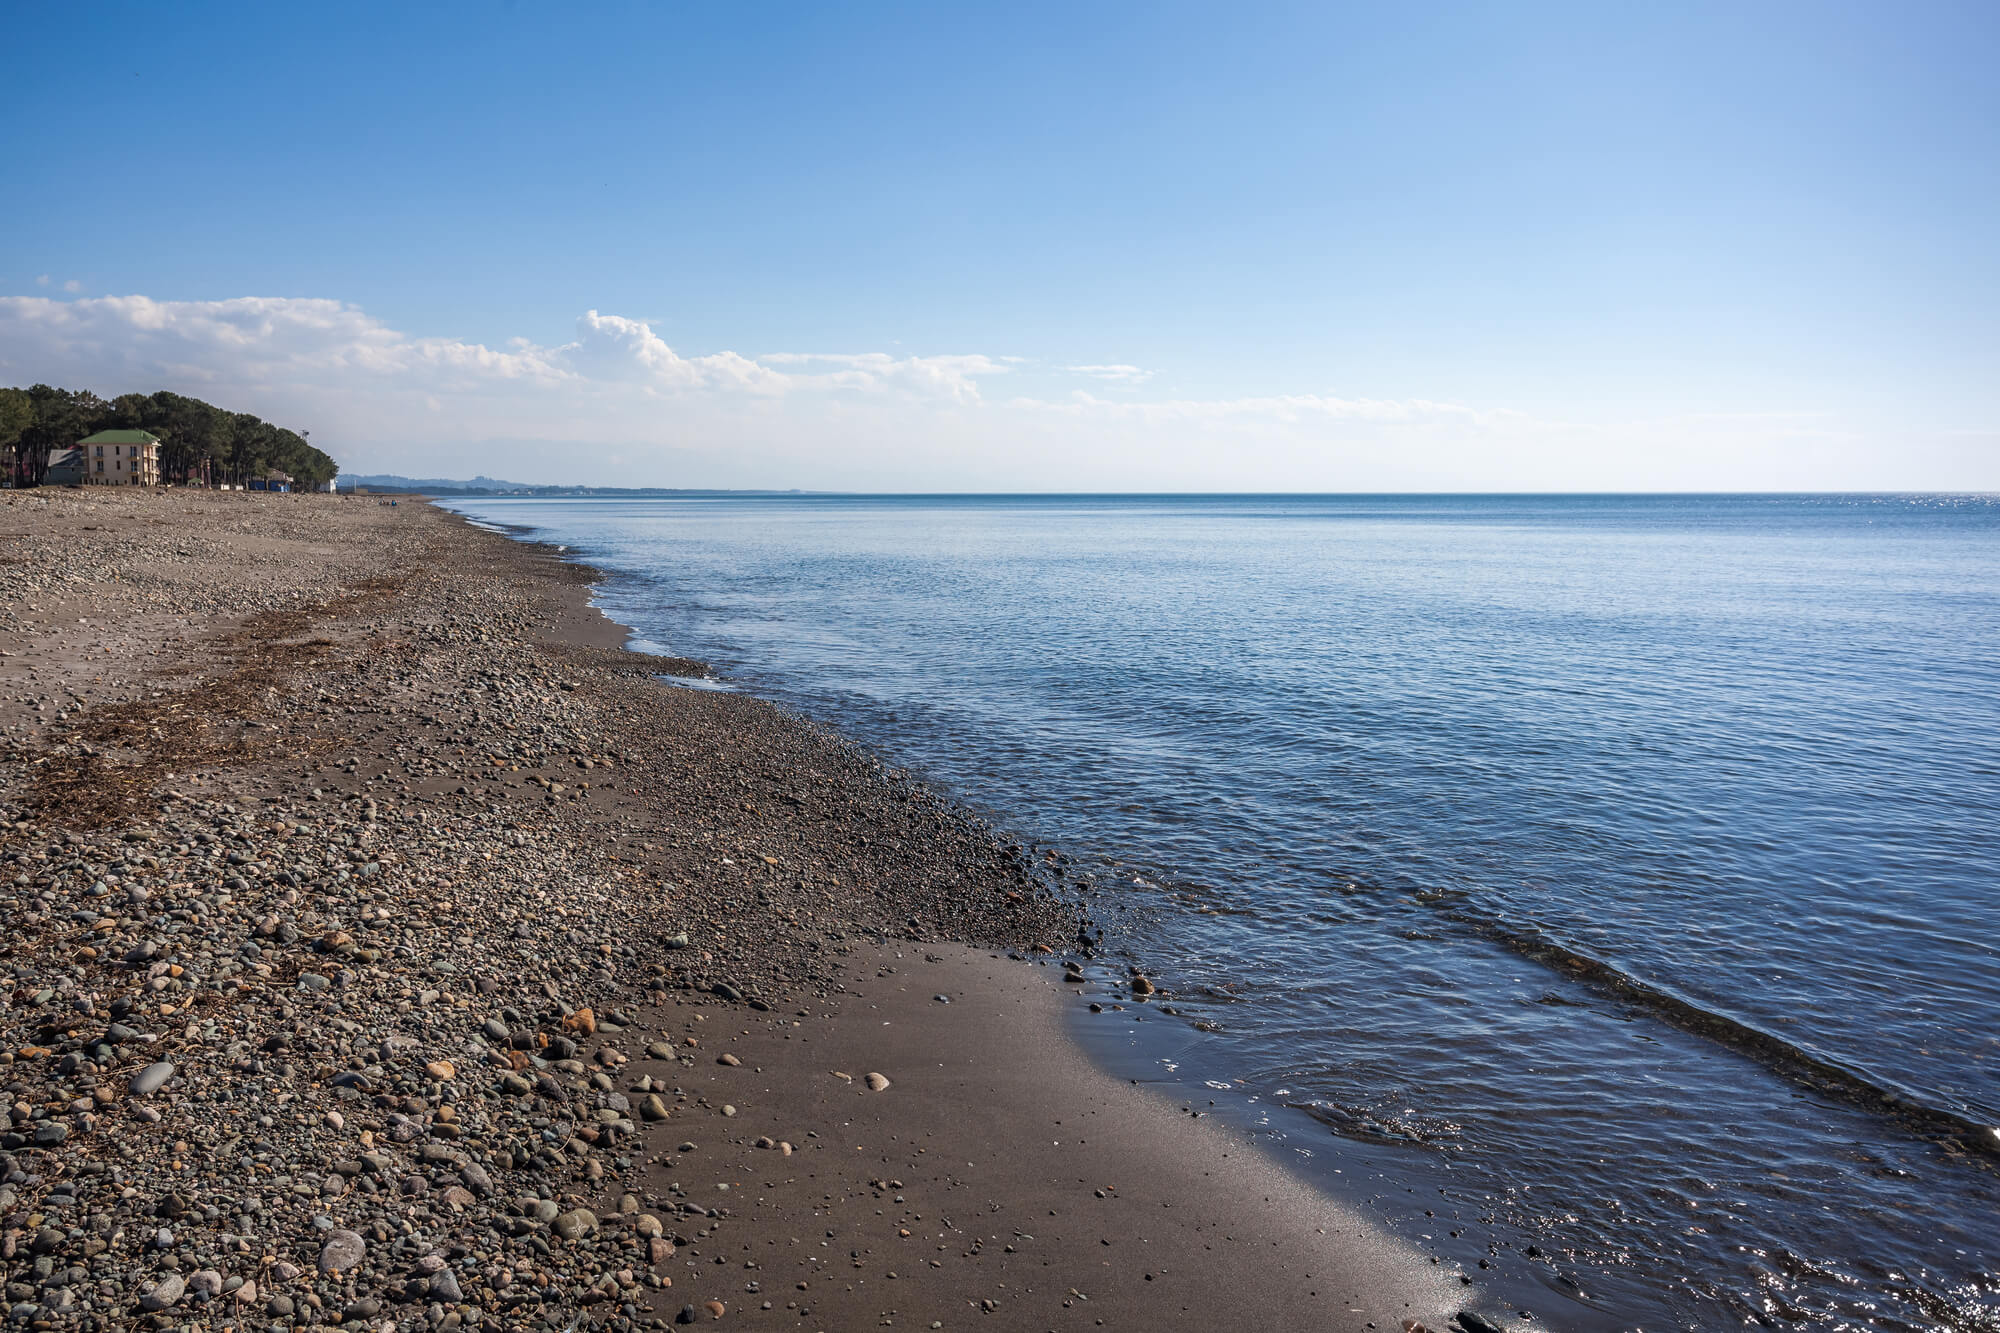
[448,494,2000,1331]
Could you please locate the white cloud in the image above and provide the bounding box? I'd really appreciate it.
[62,280,81,293]
[760,352,1008,403]
[0,296,1004,405]
[0,295,567,391]
[35,275,50,288]
[565,310,785,394]
[1067,363,1153,384]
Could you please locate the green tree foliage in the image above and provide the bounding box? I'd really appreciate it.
[0,384,337,488]
[0,388,32,484]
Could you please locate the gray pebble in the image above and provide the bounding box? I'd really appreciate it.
[552,1208,598,1241]
[138,1273,184,1312]
[128,1061,175,1096]
[318,1228,366,1274]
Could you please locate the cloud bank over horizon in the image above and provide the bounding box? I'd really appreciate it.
[0,292,1985,492]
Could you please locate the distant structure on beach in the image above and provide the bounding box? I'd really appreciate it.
[250,468,294,493]
[77,429,161,486]
[43,447,86,486]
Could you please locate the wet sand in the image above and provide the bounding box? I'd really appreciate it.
[0,487,1466,1330]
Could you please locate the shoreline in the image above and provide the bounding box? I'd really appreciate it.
[0,488,1475,1331]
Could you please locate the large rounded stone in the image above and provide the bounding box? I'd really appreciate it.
[318,1228,366,1274]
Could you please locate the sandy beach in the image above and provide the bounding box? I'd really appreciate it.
[0,488,1468,1331]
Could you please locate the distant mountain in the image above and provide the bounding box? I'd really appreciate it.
[339,473,541,493]
[337,473,807,497]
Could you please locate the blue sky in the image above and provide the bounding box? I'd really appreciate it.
[3,1,1995,489]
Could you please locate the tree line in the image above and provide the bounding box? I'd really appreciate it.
[0,384,338,489]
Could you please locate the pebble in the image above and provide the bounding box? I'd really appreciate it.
[127,1061,175,1096]
[553,1207,599,1241]
[138,1273,184,1311]
[318,1228,366,1274]
[866,1071,892,1091]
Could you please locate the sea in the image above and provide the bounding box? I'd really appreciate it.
[444,493,2000,1332]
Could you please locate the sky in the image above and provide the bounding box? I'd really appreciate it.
[3,1,1996,491]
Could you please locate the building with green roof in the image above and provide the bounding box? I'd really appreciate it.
[77,429,161,486]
